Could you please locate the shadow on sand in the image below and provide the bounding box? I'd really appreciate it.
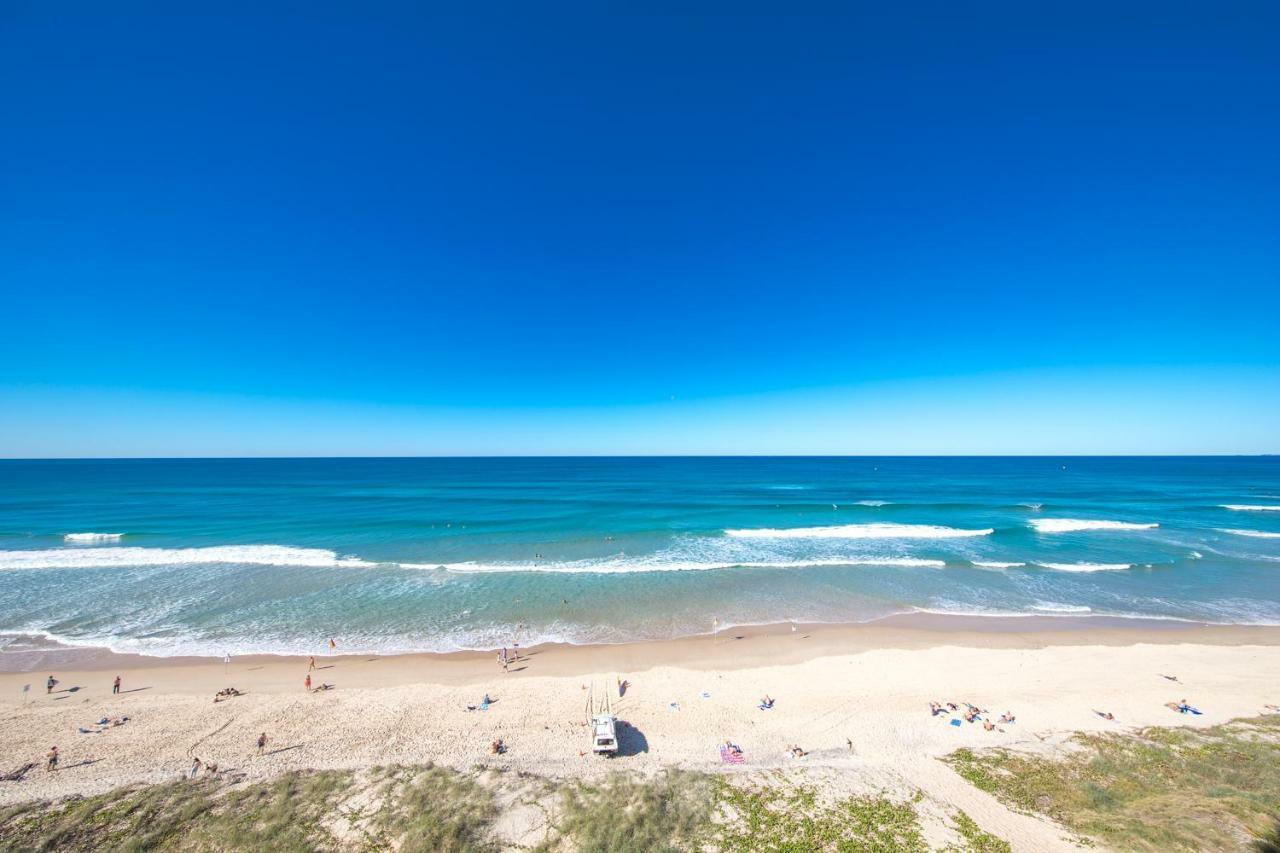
[616,721,649,757]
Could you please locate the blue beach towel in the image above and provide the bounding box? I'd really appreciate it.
[950,719,961,727]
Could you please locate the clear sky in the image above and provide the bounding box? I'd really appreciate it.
[2,2,1278,456]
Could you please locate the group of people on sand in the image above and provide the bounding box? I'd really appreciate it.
[497,645,521,672]
[214,687,244,702]
[188,756,219,778]
[303,673,334,692]
[929,701,1012,732]
[78,716,129,734]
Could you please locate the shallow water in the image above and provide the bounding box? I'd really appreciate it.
[1,457,1277,656]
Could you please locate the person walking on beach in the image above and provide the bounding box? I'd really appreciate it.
[308,656,316,671]
[304,674,312,691]
[112,675,121,694]
[46,675,57,694]
[189,756,203,779]
[46,746,58,772]
[257,733,268,755]
[328,638,336,653]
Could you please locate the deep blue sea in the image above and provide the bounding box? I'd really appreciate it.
[1,457,1278,657]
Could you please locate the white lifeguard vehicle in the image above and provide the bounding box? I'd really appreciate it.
[591,713,619,755]
[586,682,620,756]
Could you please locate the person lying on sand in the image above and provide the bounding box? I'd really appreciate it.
[964,709,979,723]
[998,712,1015,724]
[946,702,958,711]
[724,741,743,756]
[1166,699,1201,714]
[929,702,944,716]
[1094,710,1116,721]
[311,683,334,692]
[758,695,774,710]
[788,744,807,757]
[490,739,506,755]
[214,687,243,702]
[1,762,36,782]
[982,720,996,732]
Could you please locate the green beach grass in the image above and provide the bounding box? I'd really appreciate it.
[8,717,1279,853]
[945,714,1280,851]
[0,765,998,852]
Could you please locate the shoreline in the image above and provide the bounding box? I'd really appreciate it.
[3,615,1277,850]
[4,612,1278,681]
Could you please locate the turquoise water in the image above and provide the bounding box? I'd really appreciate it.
[1,457,1278,656]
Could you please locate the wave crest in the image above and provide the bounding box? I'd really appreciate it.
[64,532,123,543]
[1029,518,1158,533]
[1221,505,1280,512]
[0,545,373,570]
[1217,528,1280,539]
[724,523,992,540]
[410,556,947,574]
[1038,562,1132,572]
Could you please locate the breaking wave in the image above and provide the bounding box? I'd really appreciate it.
[1029,519,1158,533]
[1037,562,1133,572]
[1217,529,1280,539]
[724,523,992,539]
[409,556,947,574]
[1221,505,1280,512]
[0,545,374,571]
[64,532,124,543]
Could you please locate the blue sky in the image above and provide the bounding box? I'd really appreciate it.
[2,2,1278,456]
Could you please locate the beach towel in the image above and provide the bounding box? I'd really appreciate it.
[950,719,961,727]
[719,746,745,764]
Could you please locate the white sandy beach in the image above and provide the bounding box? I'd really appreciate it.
[2,620,1278,850]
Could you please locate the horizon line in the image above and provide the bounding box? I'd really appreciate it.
[1,453,1276,462]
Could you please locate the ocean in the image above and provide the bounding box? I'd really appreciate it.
[1,457,1278,658]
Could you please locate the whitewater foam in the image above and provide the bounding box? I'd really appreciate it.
[64,532,123,543]
[411,556,948,574]
[1029,518,1158,533]
[1221,505,1280,512]
[855,500,891,507]
[0,545,375,570]
[1030,601,1093,613]
[724,523,992,539]
[1217,529,1280,539]
[971,560,1027,569]
[1038,562,1133,572]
